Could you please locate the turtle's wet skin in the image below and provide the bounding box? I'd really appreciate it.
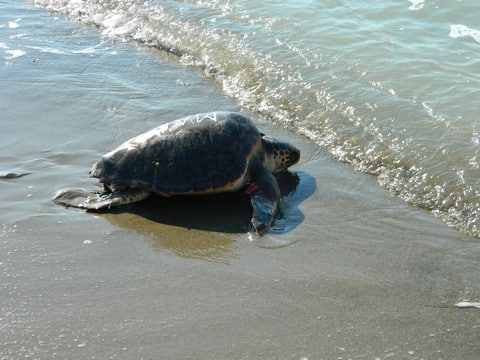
[54,112,300,234]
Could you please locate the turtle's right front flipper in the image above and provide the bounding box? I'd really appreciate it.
[247,168,281,234]
[53,188,150,210]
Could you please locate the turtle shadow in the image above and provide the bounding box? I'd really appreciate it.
[105,170,314,234]
[131,189,253,233]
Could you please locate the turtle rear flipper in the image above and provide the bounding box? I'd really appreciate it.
[248,168,280,234]
[53,188,150,210]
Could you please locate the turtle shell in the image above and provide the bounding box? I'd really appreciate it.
[89,112,263,194]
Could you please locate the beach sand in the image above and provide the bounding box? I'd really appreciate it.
[3,128,480,359]
[2,32,480,360]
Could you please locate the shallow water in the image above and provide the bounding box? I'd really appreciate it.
[1,1,480,359]
[28,0,480,239]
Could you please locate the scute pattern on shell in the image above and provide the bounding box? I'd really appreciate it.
[89,112,263,194]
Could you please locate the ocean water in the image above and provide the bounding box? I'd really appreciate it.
[3,0,480,239]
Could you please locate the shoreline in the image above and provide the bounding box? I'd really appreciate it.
[2,5,480,358]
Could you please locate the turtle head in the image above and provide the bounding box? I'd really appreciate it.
[261,136,300,173]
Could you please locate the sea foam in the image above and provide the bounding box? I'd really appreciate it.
[449,24,480,43]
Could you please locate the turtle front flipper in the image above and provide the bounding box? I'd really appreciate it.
[53,188,151,210]
[248,168,281,234]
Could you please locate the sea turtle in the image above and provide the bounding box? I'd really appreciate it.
[54,112,300,234]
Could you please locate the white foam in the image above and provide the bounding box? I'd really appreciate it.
[455,301,480,309]
[25,44,101,55]
[408,0,425,11]
[8,21,20,29]
[27,46,68,55]
[9,33,28,40]
[449,24,480,43]
[73,47,96,54]
[4,49,26,59]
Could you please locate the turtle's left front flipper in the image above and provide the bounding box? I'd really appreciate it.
[247,168,281,234]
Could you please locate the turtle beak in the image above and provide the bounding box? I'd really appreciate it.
[290,147,300,165]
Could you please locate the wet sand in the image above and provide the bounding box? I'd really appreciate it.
[3,128,480,359]
[2,21,480,360]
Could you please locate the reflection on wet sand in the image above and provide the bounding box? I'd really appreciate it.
[254,171,317,248]
[103,212,239,263]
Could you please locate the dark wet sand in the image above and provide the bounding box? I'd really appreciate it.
[2,23,480,359]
